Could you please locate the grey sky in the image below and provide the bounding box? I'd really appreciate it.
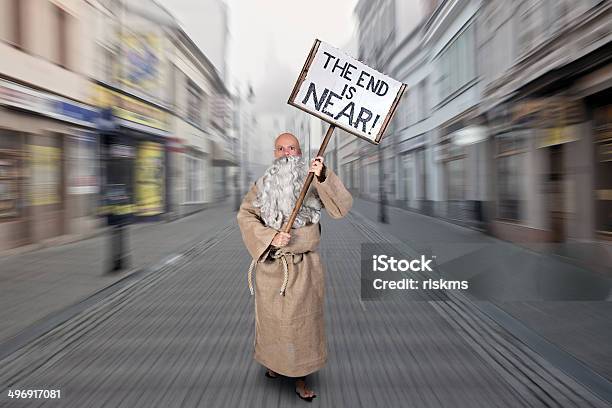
[159,0,358,114]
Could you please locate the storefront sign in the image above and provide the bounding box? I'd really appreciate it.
[93,85,169,132]
[0,79,99,127]
[513,97,585,128]
[537,125,580,148]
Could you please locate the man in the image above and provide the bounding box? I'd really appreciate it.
[236,132,352,401]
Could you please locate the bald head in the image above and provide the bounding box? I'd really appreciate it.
[274,132,302,158]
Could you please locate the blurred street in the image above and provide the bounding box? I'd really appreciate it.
[0,201,236,347]
[0,0,611,407]
[0,202,610,407]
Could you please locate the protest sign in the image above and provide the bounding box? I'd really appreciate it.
[282,39,406,233]
[288,39,406,144]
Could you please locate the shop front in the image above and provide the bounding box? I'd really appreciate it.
[593,102,612,240]
[490,97,590,243]
[0,78,100,251]
[93,85,170,222]
[437,114,488,228]
[397,133,429,214]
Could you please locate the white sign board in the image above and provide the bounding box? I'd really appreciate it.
[288,39,406,144]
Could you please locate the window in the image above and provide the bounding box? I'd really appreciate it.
[594,104,612,234]
[51,3,70,69]
[186,155,205,203]
[58,5,68,68]
[400,153,413,201]
[415,148,427,200]
[187,80,202,127]
[352,161,360,192]
[419,79,428,121]
[446,158,465,201]
[437,23,476,103]
[366,162,378,197]
[342,164,351,189]
[67,134,98,194]
[0,0,21,47]
[497,153,522,221]
[0,131,22,218]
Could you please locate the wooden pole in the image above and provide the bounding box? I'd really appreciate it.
[282,124,335,233]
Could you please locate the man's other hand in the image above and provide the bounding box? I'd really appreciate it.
[271,232,291,247]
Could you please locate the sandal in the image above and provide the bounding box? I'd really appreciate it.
[265,369,278,379]
[295,379,316,402]
[295,389,316,402]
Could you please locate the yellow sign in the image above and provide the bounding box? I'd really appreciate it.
[30,145,61,206]
[92,85,169,131]
[116,33,162,96]
[514,98,585,127]
[537,126,580,148]
[596,190,612,200]
[135,142,164,216]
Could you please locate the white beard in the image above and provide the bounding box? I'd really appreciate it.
[253,155,322,229]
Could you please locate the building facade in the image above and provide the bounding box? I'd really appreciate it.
[0,0,235,251]
[0,0,101,251]
[165,27,233,218]
[351,0,611,260]
[479,0,611,245]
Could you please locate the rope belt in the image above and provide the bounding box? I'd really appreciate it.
[248,249,304,296]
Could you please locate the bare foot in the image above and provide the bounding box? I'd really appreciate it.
[295,378,316,400]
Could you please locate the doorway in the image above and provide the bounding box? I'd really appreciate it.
[547,144,565,242]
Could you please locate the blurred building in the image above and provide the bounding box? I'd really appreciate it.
[91,0,236,221]
[353,0,484,222]
[233,83,257,193]
[0,0,100,251]
[418,0,485,226]
[352,0,448,209]
[479,0,611,244]
[164,26,231,218]
[0,0,235,251]
[352,0,611,248]
[210,85,237,202]
[90,0,174,224]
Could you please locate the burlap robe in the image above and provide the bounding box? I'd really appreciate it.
[236,167,353,377]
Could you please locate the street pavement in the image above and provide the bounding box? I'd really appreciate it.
[0,202,236,346]
[352,198,612,383]
[0,199,610,407]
